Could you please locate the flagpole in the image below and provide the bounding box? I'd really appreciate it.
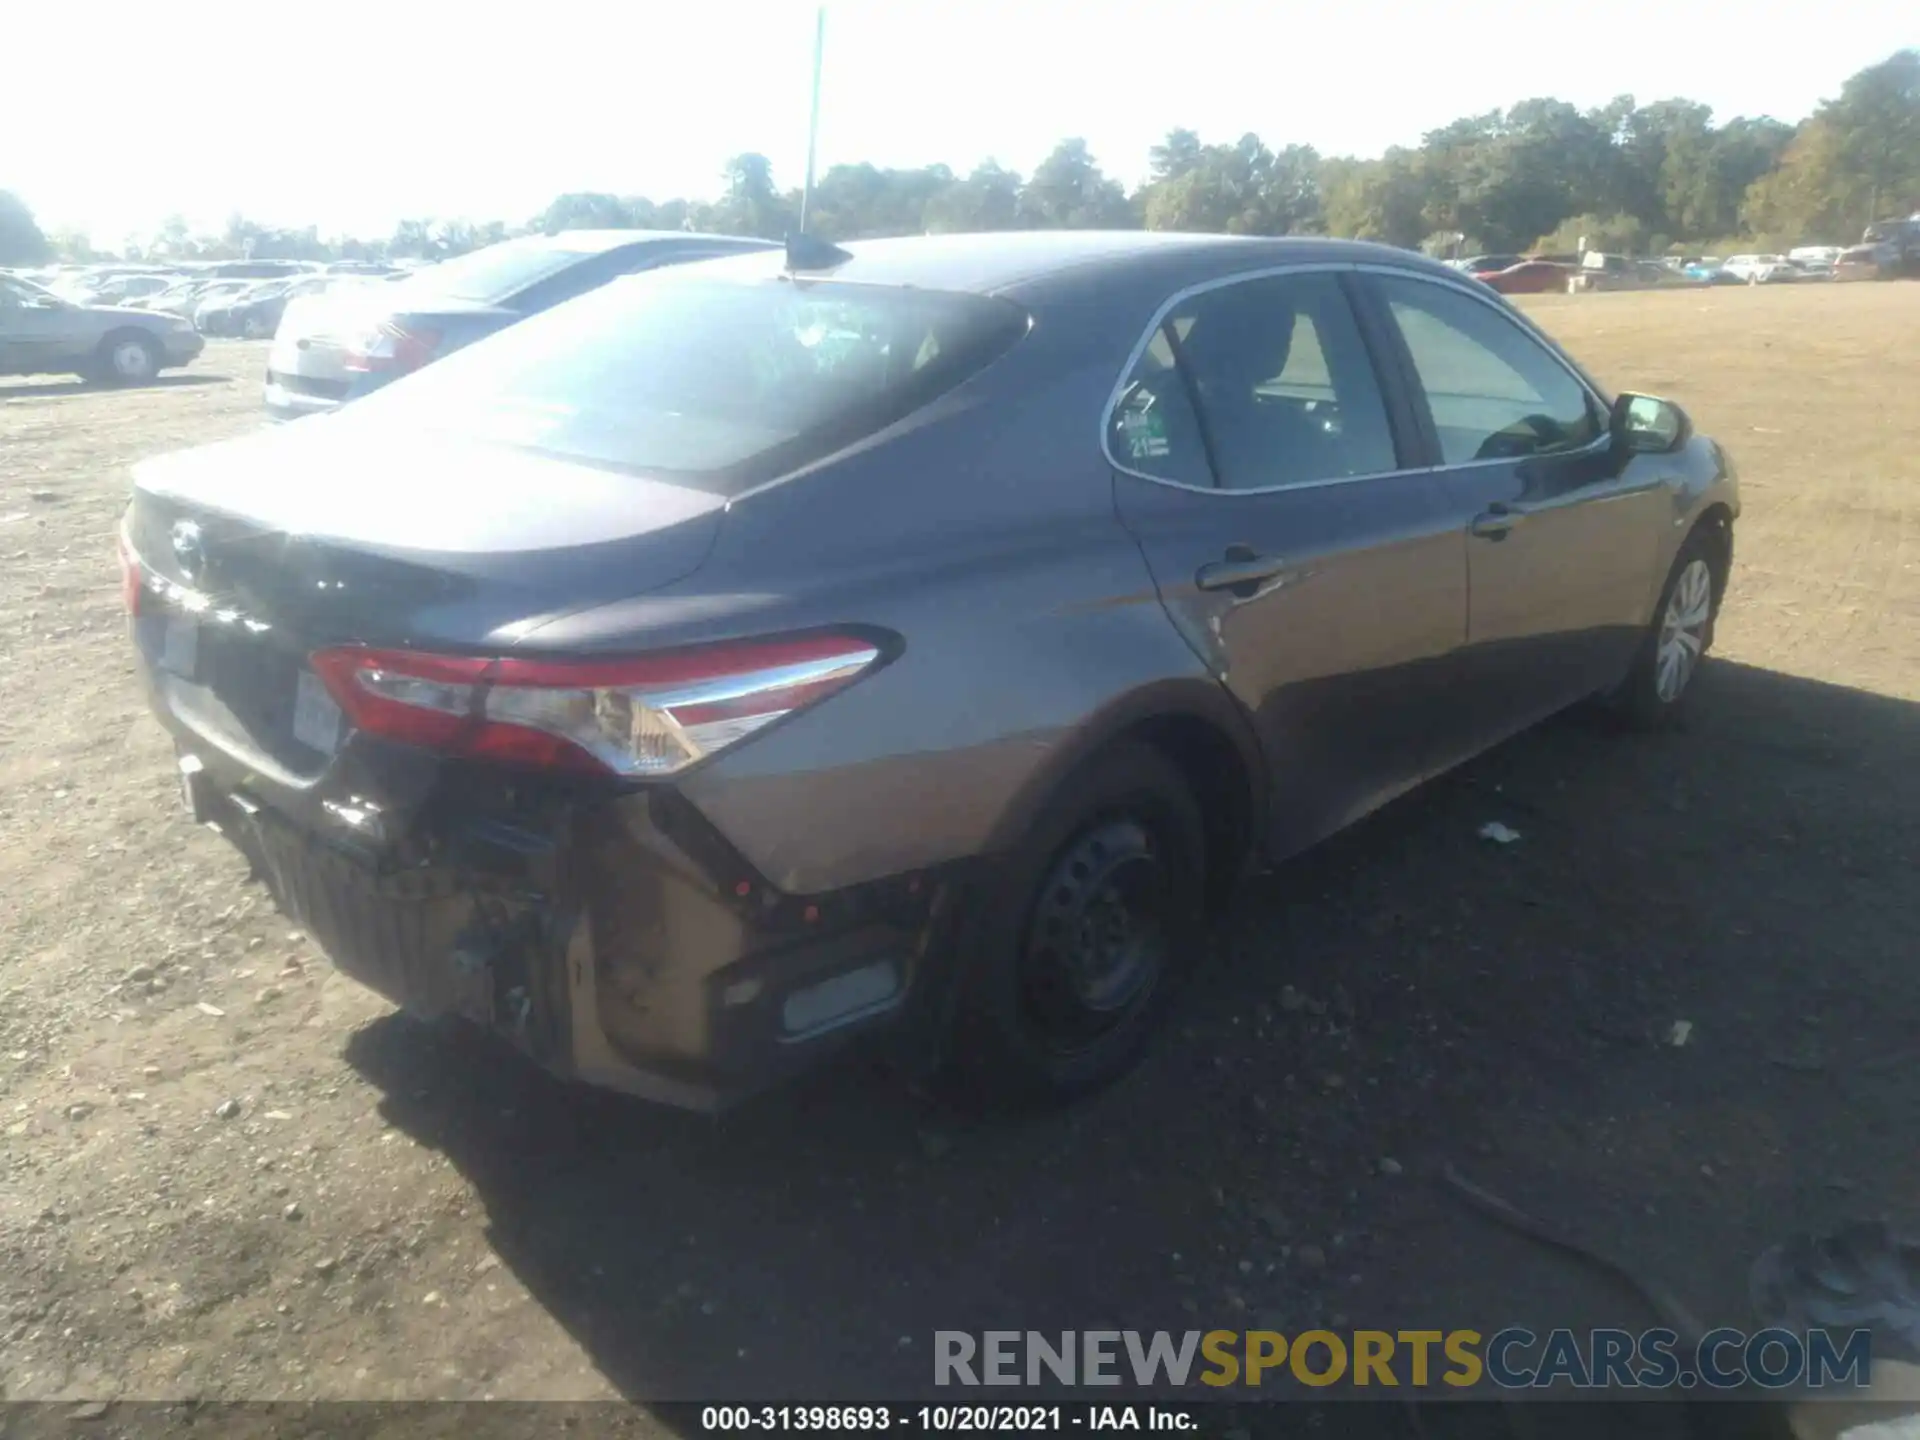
[799,5,825,232]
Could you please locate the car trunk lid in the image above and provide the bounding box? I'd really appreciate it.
[127,421,725,781]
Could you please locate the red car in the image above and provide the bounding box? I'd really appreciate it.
[1478,260,1571,294]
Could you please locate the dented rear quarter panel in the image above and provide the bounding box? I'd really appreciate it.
[518,296,1244,896]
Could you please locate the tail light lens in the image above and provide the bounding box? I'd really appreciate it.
[117,530,143,616]
[309,634,885,777]
[341,322,442,374]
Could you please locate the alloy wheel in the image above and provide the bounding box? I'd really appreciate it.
[1656,558,1713,702]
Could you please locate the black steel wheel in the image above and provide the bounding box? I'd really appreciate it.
[942,741,1207,1107]
[1018,817,1171,1053]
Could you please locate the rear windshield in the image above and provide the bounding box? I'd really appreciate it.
[343,272,1030,492]
[394,240,605,305]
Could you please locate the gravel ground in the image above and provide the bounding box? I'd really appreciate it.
[2,288,1917,1410]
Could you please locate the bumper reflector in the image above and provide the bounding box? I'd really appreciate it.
[780,960,900,1038]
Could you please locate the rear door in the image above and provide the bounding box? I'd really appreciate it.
[1109,267,1469,857]
[0,280,72,374]
[1354,269,1667,765]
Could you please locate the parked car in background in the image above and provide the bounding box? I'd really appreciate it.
[125,231,1738,1108]
[195,259,321,281]
[1568,253,1650,292]
[1457,254,1526,276]
[75,273,180,307]
[145,278,252,318]
[1,273,203,383]
[263,229,778,420]
[197,275,343,338]
[1683,262,1745,286]
[1857,217,1920,277]
[1790,258,1836,281]
[1789,246,1843,268]
[1722,254,1798,284]
[195,280,290,336]
[1834,244,1890,281]
[1476,259,1569,294]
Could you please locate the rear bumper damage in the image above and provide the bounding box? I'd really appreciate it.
[169,727,963,1111]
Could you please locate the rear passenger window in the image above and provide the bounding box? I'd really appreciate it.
[1108,272,1399,491]
[1108,328,1215,488]
[1374,275,1601,465]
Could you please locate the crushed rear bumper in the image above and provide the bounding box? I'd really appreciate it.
[169,731,965,1111]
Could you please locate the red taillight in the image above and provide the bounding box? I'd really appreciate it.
[341,323,442,374]
[309,634,885,776]
[117,531,143,616]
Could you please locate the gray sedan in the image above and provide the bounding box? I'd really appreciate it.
[1,274,205,383]
[120,232,1738,1110]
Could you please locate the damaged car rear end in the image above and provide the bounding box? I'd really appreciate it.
[120,250,1081,1109]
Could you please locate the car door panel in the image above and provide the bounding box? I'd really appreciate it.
[1357,272,1669,766]
[1107,269,1469,859]
[1117,472,1466,856]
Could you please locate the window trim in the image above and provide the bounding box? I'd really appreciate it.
[1100,262,1439,497]
[1350,264,1616,474]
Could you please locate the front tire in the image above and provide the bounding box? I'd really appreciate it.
[942,742,1207,1107]
[1611,531,1723,728]
[92,331,160,386]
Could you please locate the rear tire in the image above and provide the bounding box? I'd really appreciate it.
[1610,529,1724,729]
[91,331,160,386]
[940,742,1207,1108]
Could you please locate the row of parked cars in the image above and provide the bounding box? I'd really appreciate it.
[1450,216,1920,296]
[1451,248,1846,295]
[0,258,422,383]
[35,260,409,337]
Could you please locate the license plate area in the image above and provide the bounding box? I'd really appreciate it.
[292,669,342,755]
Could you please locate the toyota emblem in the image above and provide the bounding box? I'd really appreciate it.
[170,520,206,583]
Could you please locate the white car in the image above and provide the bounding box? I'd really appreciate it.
[1722,254,1799,285]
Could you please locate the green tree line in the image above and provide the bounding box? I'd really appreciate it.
[4,48,1913,268]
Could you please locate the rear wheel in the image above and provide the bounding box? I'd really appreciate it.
[91,331,160,386]
[942,742,1206,1107]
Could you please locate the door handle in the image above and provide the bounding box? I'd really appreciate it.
[1469,504,1524,541]
[1196,546,1292,597]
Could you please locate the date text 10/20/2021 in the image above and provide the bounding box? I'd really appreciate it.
[701,1407,1196,1431]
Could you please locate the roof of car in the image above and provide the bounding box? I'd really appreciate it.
[684,230,1468,298]
[523,229,777,255]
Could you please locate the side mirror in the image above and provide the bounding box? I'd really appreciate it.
[1612,392,1690,455]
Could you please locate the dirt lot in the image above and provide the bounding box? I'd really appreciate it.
[3,285,1918,1409]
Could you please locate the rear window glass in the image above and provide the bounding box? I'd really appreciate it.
[395,241,607,305]
[345,273,1030,492]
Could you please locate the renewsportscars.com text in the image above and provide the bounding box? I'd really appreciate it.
[934,1328,1873,1391]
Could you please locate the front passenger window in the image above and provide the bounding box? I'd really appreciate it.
[1375,275,1601,465]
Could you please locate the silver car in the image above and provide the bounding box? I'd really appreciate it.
[1,274,204,383]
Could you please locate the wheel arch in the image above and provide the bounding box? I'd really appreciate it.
[1689,502,1735,608]
[983,678,1266,911]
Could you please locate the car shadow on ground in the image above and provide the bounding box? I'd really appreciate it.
[345,660,1920,1416]
[0,373,232,400]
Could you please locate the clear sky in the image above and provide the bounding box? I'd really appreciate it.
[4,0,1910,246]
